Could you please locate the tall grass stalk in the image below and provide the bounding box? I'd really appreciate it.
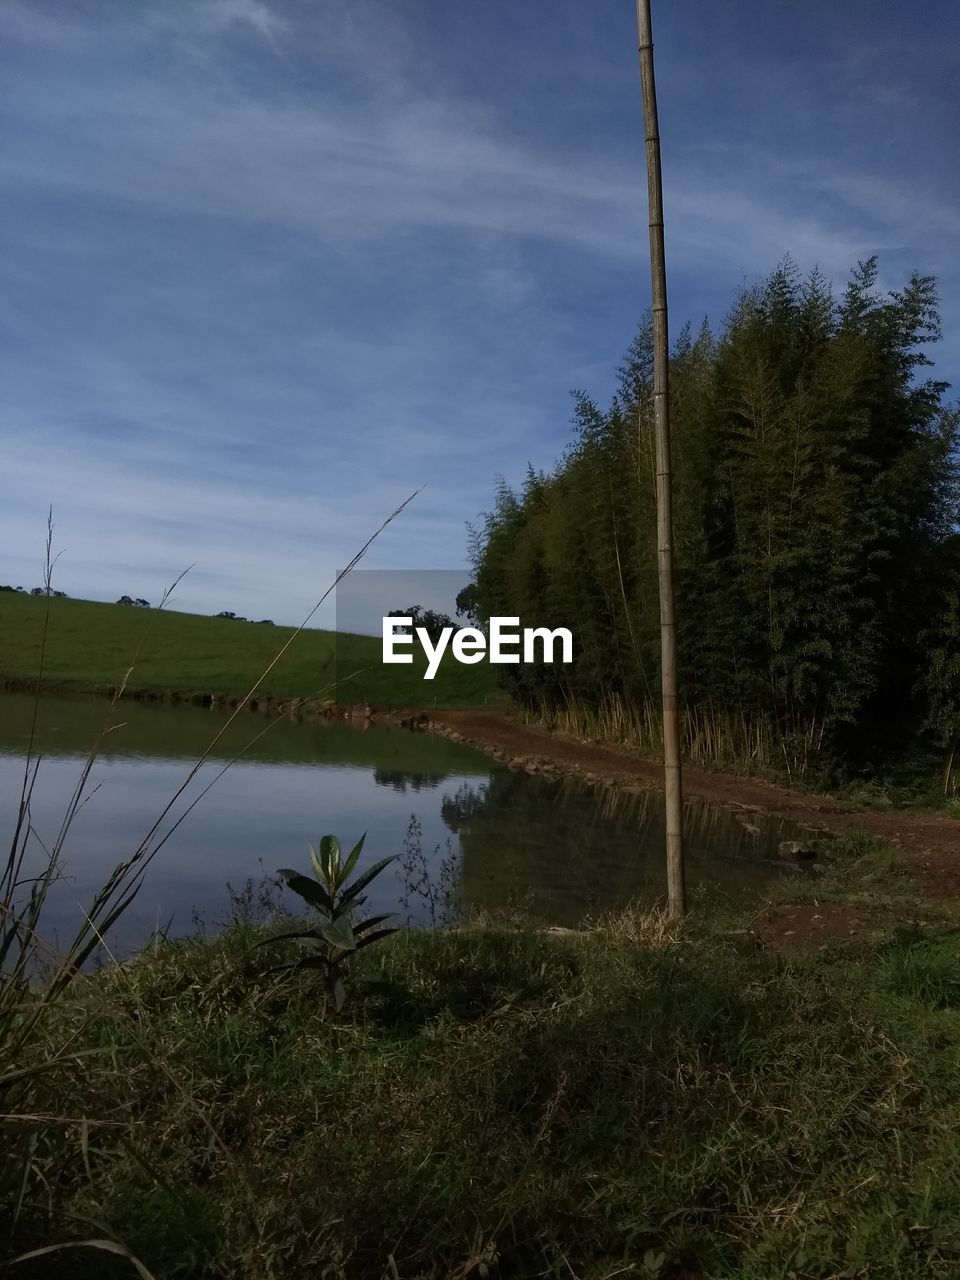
[527,690,824,778]
[1,493,418,1264]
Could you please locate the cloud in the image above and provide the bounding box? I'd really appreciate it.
[1,0,957,623]
[206,0,286,42]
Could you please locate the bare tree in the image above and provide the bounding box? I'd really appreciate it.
[635,0,685,915]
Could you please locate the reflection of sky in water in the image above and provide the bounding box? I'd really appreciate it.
[1,751,485,946]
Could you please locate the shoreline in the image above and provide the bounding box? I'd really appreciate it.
[0,674,435,729]
[425,707,960,899]
[5,675,957,896]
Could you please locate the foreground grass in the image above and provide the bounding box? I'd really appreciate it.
[10,842,960,1279]
[0,594,499,708]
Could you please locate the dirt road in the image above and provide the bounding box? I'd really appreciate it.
[430,708,960,898]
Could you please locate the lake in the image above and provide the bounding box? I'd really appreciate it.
[0,692,805,950]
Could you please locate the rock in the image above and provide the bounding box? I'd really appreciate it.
[778,839,818,859]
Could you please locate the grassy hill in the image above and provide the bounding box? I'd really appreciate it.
[0,593,500,708]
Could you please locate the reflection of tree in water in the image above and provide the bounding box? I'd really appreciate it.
[373,769,448,793]
[440,780,490,831]
[441,769,806,926]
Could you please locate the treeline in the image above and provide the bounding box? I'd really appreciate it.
[214,611,274,624]
[2,588,275,625]
[0,585,68,597]
[471,258,960,788]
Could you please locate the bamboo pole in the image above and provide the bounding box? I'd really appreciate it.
[635,0,685,916]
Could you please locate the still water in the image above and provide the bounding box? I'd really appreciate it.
[0,693,804,949]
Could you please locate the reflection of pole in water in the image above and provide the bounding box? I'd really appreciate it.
[445,770,807,926]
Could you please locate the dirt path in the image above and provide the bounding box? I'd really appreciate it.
[429,708,960,898]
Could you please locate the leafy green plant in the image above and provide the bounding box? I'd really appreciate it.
[263,835,398,1011]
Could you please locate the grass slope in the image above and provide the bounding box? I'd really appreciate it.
[7,839,960,1279]
[0,594,499,708]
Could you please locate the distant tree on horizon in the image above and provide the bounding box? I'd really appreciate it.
[388,605,455,645]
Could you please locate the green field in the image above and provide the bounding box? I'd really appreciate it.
[0,594,500,708]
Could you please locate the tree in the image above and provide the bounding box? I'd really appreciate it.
[469,258,960,790]
[455,583,482,625]
[388,606,455,645]
[917,536,960,794]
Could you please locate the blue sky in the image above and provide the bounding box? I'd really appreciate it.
[2,0,958,625]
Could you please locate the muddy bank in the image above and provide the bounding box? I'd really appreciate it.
[0,675,433,729]
[427,707,960,896]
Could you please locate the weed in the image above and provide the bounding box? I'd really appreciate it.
[397,815,462,928]
[259,835,398,1012]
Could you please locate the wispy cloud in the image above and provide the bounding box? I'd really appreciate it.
[1,0,957,621]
